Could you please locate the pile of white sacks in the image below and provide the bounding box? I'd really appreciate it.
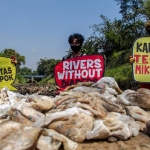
[0,77,150,150]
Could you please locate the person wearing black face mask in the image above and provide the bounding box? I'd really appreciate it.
[62,33,85,61]
[55,33,85,93]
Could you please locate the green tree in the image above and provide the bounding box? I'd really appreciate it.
[36,58,61,76]
[0,48,25,73]
[87,0,147,57]
[143,0,150,19]
[20,67,32,75]
[82,39,98,55]
[32,70,38,75]
[87,15,125,56]
[115,0,145,38]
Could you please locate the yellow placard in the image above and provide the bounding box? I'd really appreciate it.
[132,37,150,82]
[0,57,17,90]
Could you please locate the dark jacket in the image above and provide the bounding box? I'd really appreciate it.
[62,52,85,61]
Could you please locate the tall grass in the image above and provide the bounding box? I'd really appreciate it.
[14,74,26,84]
[105,64,132,89]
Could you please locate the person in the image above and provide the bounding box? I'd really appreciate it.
[130,20,150,89]
[130,21,150,136]
[55,33,85,93]
[62,33,85,61]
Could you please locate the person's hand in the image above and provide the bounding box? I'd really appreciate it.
[55,86,60,95]
[129,56,135,64]
[11,56,17,64]
[56,86,60,90]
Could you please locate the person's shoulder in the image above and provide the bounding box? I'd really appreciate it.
[80,51,86,56]
[62,54,72,61]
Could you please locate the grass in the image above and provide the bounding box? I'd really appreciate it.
[104,49,137,90]
[14,74,26,84]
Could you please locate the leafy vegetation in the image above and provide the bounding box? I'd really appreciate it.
[19,67,32,75]
[104,50,133,90]
[38,76,52,85]
[0,48,25,73]
[14,74,26,84]
[36,58,61,76]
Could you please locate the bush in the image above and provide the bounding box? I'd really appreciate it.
[14,74,26,84]
[104,49,139,90]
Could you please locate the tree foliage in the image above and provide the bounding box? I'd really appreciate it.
[0,48,25,73]
[83,0,148,57]
[82,39,98,54]
[115,0,150,20]
[36,58,61,76]
[115,0,144,21]
[115,0,145,37]
[143,0,150,19]
[20,67,32,75]
[86,15,127,56]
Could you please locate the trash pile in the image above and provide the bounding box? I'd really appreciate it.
[0,77,150,150]
[14,83,56,96]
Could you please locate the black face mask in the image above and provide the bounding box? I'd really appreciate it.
[71,46,81,52]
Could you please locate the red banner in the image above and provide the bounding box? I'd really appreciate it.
[54,54,105,91]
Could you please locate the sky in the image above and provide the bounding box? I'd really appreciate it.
[0,0,121,70]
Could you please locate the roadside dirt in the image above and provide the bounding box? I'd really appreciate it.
[74,132,150,150]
